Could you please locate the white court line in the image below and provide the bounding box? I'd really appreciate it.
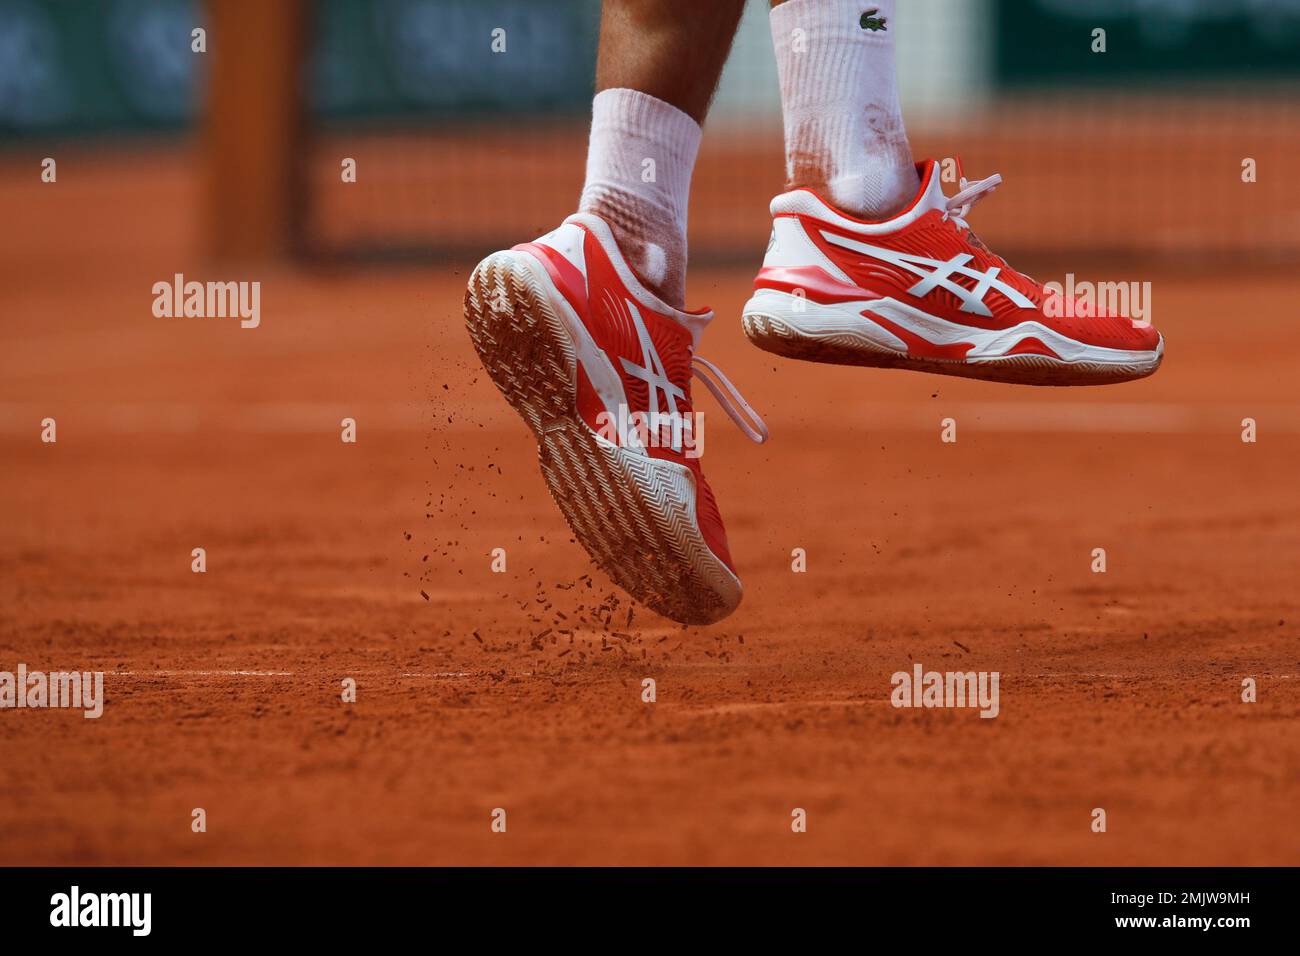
[400,672,473,678]
[1021,672,1294,680]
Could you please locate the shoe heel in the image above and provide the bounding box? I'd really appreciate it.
[464,252,577,436]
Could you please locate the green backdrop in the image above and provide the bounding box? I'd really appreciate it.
[994,0,1300,85]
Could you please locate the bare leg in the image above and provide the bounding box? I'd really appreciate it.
[595,0,747,124]
[578,0,747,308]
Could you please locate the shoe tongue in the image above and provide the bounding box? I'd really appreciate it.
[915,159,949,215]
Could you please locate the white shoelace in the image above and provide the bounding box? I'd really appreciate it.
[691,356,769,445]
[943,172,1003,232]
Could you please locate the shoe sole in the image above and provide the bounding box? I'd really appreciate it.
[742,293,1163,387]
[464,251,742,625]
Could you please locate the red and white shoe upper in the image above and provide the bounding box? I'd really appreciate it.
[755,159,1161,357]
[515,214,766,575]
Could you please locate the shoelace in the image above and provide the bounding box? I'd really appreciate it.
[691,356,769,445]
[942,172,1002,232]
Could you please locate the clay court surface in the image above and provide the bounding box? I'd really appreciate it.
[2,145,1298,866]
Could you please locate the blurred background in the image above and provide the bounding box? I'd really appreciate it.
[2,0,1297,275]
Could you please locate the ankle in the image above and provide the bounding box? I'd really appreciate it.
[578,88,700,309]
[771,0,919,220]
[580,190,687,309]
[821,164,920,220]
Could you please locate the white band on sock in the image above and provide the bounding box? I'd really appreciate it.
[579,88,701,305]
[771,0,919,219]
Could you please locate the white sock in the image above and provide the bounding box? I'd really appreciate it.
[578,88,701,309]
[770,0,920,219]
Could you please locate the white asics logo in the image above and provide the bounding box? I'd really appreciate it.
[616,297,686,449]
[822,230,1035,317]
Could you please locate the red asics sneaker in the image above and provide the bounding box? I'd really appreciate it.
[464,214,767,625]
[742,159,1163,385]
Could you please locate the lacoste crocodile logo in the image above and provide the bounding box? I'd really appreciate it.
[860,8,887,31]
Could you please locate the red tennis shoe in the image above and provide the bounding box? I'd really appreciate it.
[465,214,766,624]
[742,159,1163,385]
